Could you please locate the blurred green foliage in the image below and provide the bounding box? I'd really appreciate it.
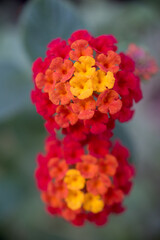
[20,0,84,61]
[0,0,160,239]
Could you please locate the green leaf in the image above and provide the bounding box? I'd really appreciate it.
[0,27,31,69]
[20,0,84,61]
[0,61,31,121]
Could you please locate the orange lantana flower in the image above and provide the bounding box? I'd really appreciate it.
[71,96,96,120]
[69,40,93,61]
[35,69,55,92]
[97,90,122,115]
[96,51,121,73]
[50,57,74,83]
[48,181,68,199]
[76,155,98,179]
[48,159,68,180]
[87,176,111,195]
[99,154,118,176]
[55,105,78,128]
[49,82,73,105]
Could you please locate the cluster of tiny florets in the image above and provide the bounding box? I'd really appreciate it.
[126,44,158,80]
[36,136,134,226]
[31,30,145,226]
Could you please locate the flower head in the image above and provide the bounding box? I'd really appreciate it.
[126,44,158,80]
[35,135,134,225]
[32,30,144,131]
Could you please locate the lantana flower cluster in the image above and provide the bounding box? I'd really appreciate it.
[31,30,153,226]
[36,136,134,226]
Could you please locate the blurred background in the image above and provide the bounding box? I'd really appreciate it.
[0,0,160,239]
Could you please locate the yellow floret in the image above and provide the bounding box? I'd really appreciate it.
[93,70,115,92]
[69,56,96,99]
[65,190,84,210]
[83,193,104,213]
[64,169,85,190]
[70,75,93,99]
[74,56,96,77]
